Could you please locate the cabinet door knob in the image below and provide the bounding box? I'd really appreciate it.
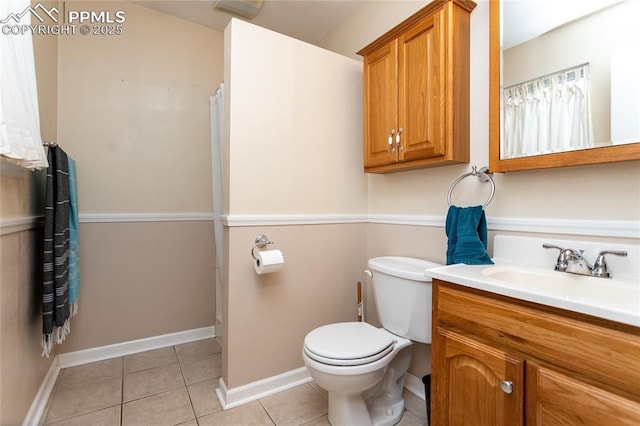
[500,380,514,394]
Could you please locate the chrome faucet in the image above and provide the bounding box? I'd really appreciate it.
[543,244,627,278]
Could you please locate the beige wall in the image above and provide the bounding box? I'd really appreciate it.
[52,1,222,353]
[0,1,59,422]
[223,19,366,387]
[58,1,222,214]
[61,221,215,352]
[225,224,367,387]
[225,19,365,215]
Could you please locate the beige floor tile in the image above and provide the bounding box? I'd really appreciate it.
[397,409,428,426]
[122,387,194,426]
[123,362,185,402]
[176,421,198,426]
[197,401,274,426]
[187,379,221,417]
[260,384,327,426]
[174,338,221,361]
[300,415,330,426]
[124,346,178,374]
[403,389,428,422]
[45,376,122,423]
[46,405,120,426]
[309,381,328,400]
[180,353,221,385]
[57,358,123,389]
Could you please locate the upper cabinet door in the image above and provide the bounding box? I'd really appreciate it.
[362,40,398,168]
[398,8,446,162]
[358,0,476,174]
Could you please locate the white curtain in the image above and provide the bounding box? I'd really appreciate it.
[502,64,594,159]
[0,0,48,169]
[210,84,224,328]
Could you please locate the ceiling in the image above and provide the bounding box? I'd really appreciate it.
[502,0,623,49]
[133,0,368,44]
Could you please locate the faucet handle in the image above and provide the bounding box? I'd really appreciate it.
[543,244,568,270]
[592,250,628,278]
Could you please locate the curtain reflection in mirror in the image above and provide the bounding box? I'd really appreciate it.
[501,63,594,159]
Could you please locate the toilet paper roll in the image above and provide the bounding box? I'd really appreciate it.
[254,249,284,274]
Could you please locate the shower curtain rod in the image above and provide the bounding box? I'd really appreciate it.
[503,62,589,91]
[42,141,58,147]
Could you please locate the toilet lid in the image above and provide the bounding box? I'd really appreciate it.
[304,322,395,366]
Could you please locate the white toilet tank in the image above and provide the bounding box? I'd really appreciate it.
[368,256,441,344]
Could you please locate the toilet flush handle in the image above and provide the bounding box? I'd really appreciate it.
[364,270,372,278]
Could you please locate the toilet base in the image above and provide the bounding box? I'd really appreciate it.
[322,346,412,426]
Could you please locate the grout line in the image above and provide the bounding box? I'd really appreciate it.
[175,344,198,422]
[257,399,277,426]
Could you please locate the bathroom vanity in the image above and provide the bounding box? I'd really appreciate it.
[432,279,639,425]
[427,236,640,425]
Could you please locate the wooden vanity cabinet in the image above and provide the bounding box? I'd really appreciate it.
[432,279,640,426]
[357,0,476,173]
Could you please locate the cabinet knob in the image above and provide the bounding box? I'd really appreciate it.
[500,380,514,394]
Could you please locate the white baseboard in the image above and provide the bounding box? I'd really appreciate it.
[57,326,215,368]
[215,369,426,411]
[22,357,60,426]
[216,368,313,410]
[404,372,427,401]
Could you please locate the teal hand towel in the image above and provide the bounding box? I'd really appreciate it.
[446,205,493,265]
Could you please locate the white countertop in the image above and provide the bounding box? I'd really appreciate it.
[426,235,640,327]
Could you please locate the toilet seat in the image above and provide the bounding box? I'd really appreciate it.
[303,322,396,367]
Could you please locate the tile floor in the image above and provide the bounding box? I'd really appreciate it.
[42,338,429,425]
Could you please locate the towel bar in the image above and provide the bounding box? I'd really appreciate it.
[447,166,495,207]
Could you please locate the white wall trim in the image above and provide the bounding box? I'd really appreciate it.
[367,214,444,227]
[222,214,639,239]
[2,213,637,238]
[0,216,44,235]
[22,357,60,426]
[216,368,312,410]
[57,326,215,368]
[79,213,214,223]
[222,214,367,227]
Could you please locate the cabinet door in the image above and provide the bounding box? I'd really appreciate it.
[526,363,640,425]
[362,40,398,167]
[397,7,445,162]
[433,329,524,426]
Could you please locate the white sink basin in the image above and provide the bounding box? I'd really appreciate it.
[481,265,639,313]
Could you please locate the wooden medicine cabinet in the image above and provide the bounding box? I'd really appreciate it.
[358,0,477,174]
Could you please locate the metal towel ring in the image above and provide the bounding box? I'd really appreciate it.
[447,166,495,208]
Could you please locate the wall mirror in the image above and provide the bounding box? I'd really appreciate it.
[489,0,640,172]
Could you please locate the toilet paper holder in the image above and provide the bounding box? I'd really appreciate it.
[251,234,274,261]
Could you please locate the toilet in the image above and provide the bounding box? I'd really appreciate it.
[302,256,441,426]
